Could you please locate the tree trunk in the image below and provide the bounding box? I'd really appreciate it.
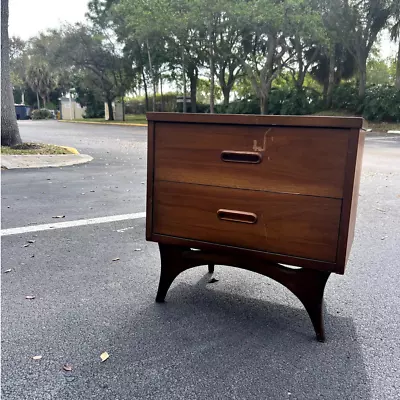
[395,40,400,90]
[142,69,149,111]
[188,63,198,113]
[107,98,114,121]
[146,39,156,111]
[358,64,367,98]
[260,80,272,115]
[322,79,328,103]
[160,75,164,112]
[222,87,230,107]
[326,45,336,108]
[209,44,215,113]
[36,92,40,109]
[1,0,22,146]
[122,96,125,121]
[182,47,187,113]
[260,95,266,115]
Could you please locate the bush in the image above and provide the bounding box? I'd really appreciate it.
[331,83,361,113]
[225,97,260,114]
[83,101,105,119]
[31,109,53,120]
[362,85,400,122]
[270,87,323,115]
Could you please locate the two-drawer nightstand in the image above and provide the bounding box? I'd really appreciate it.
[145,112,365,341]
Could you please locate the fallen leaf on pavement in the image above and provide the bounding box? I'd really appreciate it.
[100,352,109,362]
[32,355,42,360]
[52,215,65,219]
[208,278,219,284]
[63,363,73,371]
[375,208,386,213]
[25,295,36,300]
[4,269,12,273]
[90,190,95,192]
[27,240,35,244]
[112,258,120,261]
[23,244,30,248]
[134,248,142,252]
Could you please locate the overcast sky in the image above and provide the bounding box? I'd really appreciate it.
[9,0,88,39]
[8,0,397,60]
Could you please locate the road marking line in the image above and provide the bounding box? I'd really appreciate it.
[1,212,146,237]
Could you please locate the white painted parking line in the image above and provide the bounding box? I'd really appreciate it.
[1,212,146,237]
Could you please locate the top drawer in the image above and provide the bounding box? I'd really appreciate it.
[154,122,349,198]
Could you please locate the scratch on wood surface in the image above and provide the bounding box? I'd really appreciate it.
[253,128,271,152]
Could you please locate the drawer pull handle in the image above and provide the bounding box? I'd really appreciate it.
[221,151,262,164]
[217,209,258,224]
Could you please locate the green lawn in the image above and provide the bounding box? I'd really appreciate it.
[313,111,400,133]
[69,112,399,133]
[71,114,148,125]
[1,143,75,155]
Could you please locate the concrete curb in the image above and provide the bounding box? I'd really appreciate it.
[1,154,93,170]
[56,145,80,154]
[58,120,147,127]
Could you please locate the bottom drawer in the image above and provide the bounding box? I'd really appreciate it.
[153,181,341,262]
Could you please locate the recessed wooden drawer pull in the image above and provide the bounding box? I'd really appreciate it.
[217,209,258,224]
[221,151,262,164]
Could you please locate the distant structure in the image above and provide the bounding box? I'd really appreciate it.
[15,104,31,120]
[105,101,124,121]
[59,97,85,119]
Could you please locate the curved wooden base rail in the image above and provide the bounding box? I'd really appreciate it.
[155,244,331,342]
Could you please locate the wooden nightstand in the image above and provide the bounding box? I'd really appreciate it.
[146,112,365,341]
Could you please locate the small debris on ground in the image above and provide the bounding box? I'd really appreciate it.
[63,363,73,372]
[112,257,120,261]
[208,278,219,284]
[32,355,42,360]
[100,352,109,362]
[25,295,36,300]
[52,215,65,219]
[4,269,12,273]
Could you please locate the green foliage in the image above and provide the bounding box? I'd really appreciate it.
[330,83,400,122]
[362,85,400,122]
[31,109,53,120]
[367,58,395,85]
[218,86,323,115]
[268,87,322,115]
[331,83,361,112]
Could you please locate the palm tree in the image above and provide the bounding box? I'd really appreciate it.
[1,0,22,146]
[26,63,56,108]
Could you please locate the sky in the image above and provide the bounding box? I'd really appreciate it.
[8,0,397,60]
[9,0,88,39]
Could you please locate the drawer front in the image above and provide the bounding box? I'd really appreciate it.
[154,122,349,198]
[153,181,342,262]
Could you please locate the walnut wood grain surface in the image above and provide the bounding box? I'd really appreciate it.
[154,122,349,198]
[147,112,363,129]
[153,181,342,262]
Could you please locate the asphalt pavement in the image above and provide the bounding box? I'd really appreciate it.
[1,120,400,400]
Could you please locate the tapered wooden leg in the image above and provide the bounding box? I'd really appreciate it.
[155,245,331,341]
[155,244,197,303]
